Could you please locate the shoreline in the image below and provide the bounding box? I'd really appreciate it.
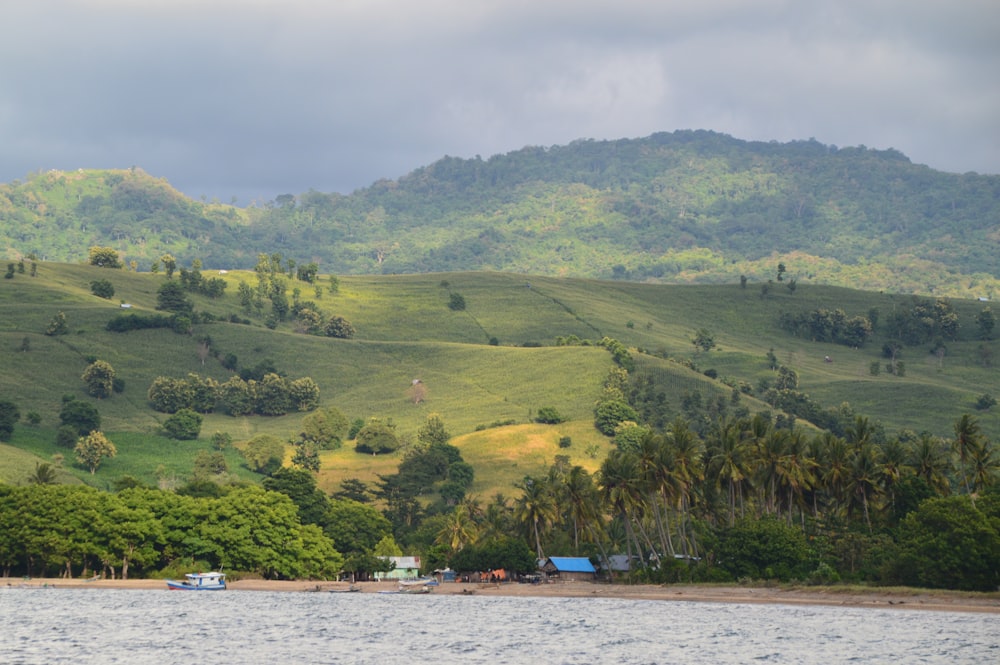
[7,577,999,614]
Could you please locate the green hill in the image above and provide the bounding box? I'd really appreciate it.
[1,262,996,495]
[3,131,999,297]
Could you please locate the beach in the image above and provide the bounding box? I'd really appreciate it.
[8,577,999,614]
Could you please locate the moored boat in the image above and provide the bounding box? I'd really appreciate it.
[165,571,227,590]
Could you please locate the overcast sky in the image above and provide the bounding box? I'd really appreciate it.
[2,0,998,204]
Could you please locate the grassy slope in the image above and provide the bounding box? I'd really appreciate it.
[1,264,997,495]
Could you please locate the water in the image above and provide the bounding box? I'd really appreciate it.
[1,588,996,664]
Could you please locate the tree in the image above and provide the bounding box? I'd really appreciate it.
[27,461,58,485]
[692,328,716,353]
[893,496,1000,591]
[324,315,355,339]
[299,407,349,450]
[296,262,319,283]
[74,431,117,474]
[59,399,101,436]
[593,399,639,436]
[160,254,177,279]
[288,377,320,411]
[239,434,284,475]
[88,246,122,268]
[90,279,115,299]
[976,306,995,340]
[0,400,20,440]
[514,476,558,558]
[82,360,116,399]
[156,280,192,313]
[263,467,330,526]
[714,516,812,581]
[448,292,466,311]
[45,311,69,336]
[323,499,392,556]
[354,418,400,454]
[162,408,203,440]
[417,413,450,447]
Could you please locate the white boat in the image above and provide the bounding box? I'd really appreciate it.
[165,571,227,591]
[380,578,434,595]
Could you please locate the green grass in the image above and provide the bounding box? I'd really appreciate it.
[1,262,997,490]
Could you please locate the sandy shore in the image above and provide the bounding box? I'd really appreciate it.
[7,577,998,613]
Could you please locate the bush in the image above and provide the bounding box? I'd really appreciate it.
[534,407,564,424]
[448,293,466,311]
[163,408,203,440]
[90,279,115,299]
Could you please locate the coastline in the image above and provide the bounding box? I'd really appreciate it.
[8,577,999,614]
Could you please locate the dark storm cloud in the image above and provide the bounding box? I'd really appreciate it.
[2,0,998,204]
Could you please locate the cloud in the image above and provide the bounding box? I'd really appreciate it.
[2,0,998,203]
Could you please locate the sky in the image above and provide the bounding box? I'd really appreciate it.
[2,0,999,205]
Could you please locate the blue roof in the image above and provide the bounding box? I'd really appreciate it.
[546,557,596,573]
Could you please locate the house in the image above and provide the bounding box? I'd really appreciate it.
[374,556,422,581]
[540,557,597,582]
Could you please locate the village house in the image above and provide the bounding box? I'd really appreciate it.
[540,557,597,582]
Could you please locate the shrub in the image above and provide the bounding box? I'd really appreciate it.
[90,279,115,299]
[534,407,564,424]
[163,408,203,440]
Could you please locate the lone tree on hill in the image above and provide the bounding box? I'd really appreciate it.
[82,360,116,398]
[88,246,123,269]
[74,430,117,474]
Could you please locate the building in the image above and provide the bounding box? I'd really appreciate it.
[540,557,597,582]
[374,556,422,581]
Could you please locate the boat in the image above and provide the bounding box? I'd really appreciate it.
[165,571,227,591]
[379,578,434,595]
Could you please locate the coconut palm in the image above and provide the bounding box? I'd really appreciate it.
[909,433,952,496]
[968,438,999,493]
[706,417,751,526]
[513,476,558,559]
[953,414,984,501]
[847,442,881,531]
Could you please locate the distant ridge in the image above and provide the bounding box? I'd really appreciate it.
[2,130,998,297]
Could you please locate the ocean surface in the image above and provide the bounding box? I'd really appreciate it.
[1,587,996,664]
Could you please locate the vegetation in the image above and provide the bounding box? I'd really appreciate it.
[0,258,997,589]
[3,132,1000,298]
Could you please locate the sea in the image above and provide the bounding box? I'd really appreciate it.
[1,587,996,664]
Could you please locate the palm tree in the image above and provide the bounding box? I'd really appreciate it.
[953,414,984,501]
[909,433,952,496]
[27,461,58,485]
[563,465,601,554]
[436,505,479,552]
[755,428,789,517]
[817,433,851,517]
[847,442,881,531]
[664,418,704,558]
[776,429,816,526]
[877,438,910,517]
[707,417,751,526]
[513,476,558,559]
[598,449,645,563]
[968,439,999,493]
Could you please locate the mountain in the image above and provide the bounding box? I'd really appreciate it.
[2,131,999,297]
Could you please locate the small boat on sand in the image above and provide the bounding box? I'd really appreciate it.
[165,572,227,591]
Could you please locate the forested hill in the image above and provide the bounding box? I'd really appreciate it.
[3,130,999,297]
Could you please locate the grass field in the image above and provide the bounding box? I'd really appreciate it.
[1,262,997,490]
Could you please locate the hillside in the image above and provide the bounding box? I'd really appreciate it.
[2,131,999,297]
[1,263,996,495]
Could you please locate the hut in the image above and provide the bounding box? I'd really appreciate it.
[540,557,597,582]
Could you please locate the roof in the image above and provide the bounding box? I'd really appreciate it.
[381,556,421,570]
[544,557,596,573]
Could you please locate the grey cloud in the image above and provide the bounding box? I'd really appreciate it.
[1,0,997,204]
